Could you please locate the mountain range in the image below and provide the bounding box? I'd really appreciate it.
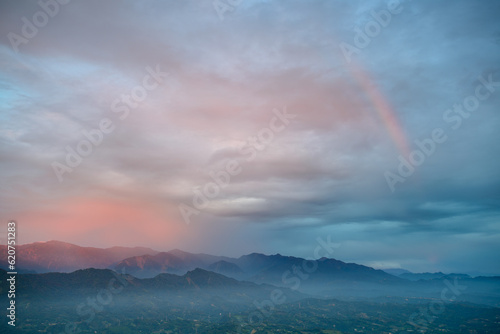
[4,266,499,334]
[2,240,500,307]
[1,241,400,287]
[0,266,302,302]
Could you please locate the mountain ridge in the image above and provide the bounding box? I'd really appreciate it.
[0,240,159,273]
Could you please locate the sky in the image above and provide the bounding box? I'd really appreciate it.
[0,0,499,275]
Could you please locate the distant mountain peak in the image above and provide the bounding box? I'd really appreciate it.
[186,267,211,275]
[208,260,244,275]
[167,248,197,259]
[168,248,188,254]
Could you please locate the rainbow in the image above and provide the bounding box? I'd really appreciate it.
[347,59,410,158]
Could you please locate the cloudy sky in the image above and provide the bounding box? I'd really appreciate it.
[1,0,499,275]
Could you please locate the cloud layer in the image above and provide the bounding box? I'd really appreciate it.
[1,0,499,274]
